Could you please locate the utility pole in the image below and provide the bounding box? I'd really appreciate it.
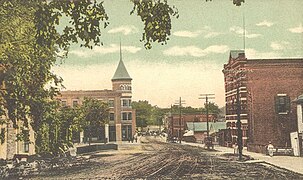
[199,94,215,150]
[170,105,173,141]
[175,97,185,143]
[236,87,243,160]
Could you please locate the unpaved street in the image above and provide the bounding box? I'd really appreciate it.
[28,137,303,179]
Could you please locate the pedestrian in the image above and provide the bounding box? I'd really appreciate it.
[267,141,274,157]
[233,143,238,155]
[134,133,138,143]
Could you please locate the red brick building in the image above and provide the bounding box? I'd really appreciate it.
[223,50,303,153]
[167,113,216,139]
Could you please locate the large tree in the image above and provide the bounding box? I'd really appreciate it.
[80,97,109,144]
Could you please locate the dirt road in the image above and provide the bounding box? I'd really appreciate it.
[27,136,303,179]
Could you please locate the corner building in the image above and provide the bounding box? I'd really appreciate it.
[56,59,136,143]
[223,50,303,153]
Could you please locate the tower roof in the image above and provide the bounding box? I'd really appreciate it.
[112,41,132,81]
[112,59,132,81]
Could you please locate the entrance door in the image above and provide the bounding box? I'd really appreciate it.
[109,126,116,142]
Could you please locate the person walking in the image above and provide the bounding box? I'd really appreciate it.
[267,141,275,157]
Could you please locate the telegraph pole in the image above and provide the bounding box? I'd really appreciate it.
[199,94,215,149]
[175,97,185,143]
[170,105,173,141]
[236,87,243,160]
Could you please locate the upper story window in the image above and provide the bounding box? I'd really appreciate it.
[275,94,290,114]
[120,84,132,91]
[122,112,132,120]
[72,100,78,107]
[109,113,115,121]
[108,100,114,107]
[121,99,131,108]
[61,100,67,106]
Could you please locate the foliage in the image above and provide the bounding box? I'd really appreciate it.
[130,0,179,49]
[35,0,109,50]
[0,0,108,153]
[79,97,109,143]
[80,97,109,127]
[0,128,5,144]
[206,0,244,6]
[132,100,153,129]
[202,102,221,116]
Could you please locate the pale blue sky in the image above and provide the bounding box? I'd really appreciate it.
[53,0,303,108]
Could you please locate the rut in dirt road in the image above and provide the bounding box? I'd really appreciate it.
[26,137,303,179]
[91,137,303,179]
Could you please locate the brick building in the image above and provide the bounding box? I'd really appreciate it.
[166,113,216,140]
[56,56,136,143]
[223,50,303,153]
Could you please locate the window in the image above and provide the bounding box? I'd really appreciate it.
[275,95,290,114]
[122,112,132,120]
[120,84,132,91]
[22,130,30,153]
[24,142,29,153]
[72,100,78,107]
[122,100,128,107]
[61,100,67,106]
[122,99,131,107]
[108,100,114,107]
[109,113,115,121]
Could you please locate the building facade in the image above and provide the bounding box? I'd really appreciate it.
[167,113,216,140]
[186,122,226,143]
[56,59,136,143]
[223,50,303,153]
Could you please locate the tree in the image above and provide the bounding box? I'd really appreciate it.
[80,97,109,144]
[0,0,109,149]
[132,101,153,130]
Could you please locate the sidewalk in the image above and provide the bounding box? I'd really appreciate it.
[182,142,303,175]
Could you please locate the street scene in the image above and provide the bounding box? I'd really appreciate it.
[3,136,303,179]
[1,0,303,179]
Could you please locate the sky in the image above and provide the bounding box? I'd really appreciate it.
[52,0,303,108]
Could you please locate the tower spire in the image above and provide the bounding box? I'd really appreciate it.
[112,38,132,81]
[120,38,122,61]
